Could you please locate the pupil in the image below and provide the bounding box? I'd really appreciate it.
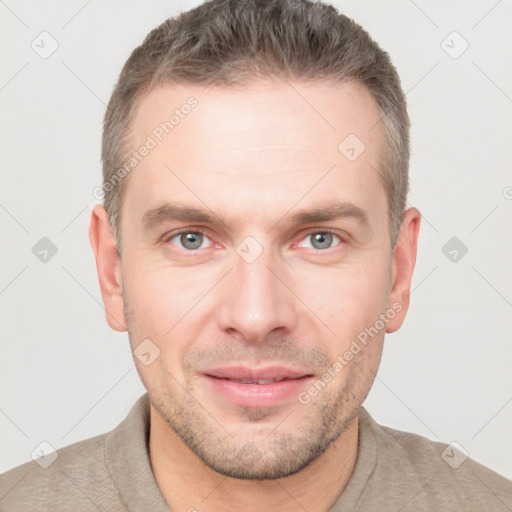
[312,232,332,249]
[181,232,202,249]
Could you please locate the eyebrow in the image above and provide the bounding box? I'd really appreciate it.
[287,201,370,227]
[142,204,226,231]
[142,201,370,231]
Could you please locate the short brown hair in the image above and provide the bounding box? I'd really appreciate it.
[102,0,409,250]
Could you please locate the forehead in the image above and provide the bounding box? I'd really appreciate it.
[121,79,387,233]
[130,79,382,155]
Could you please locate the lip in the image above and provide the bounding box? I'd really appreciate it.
[201,365,314,409]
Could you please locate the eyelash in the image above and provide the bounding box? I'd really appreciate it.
[296,229,344,250]
[164,228,345,252]
[164,228,208,243]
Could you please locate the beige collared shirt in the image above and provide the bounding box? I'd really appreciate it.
[1,393,511,511]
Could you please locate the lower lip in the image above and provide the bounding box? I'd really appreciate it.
[203,375,313,408]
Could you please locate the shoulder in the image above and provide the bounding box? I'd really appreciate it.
[0,432,123,512]
[362,410,512,510]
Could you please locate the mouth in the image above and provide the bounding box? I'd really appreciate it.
[201,366,314,408]
[214,377,292,385]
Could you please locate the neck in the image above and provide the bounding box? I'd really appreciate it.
[149,406,359,512]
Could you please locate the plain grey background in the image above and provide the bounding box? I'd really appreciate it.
[1,0,511,478]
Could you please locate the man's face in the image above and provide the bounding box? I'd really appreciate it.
[115,80,398,478]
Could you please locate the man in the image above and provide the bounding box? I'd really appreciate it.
[1,0,511,510]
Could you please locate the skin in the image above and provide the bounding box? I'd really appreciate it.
[90,79,420,511]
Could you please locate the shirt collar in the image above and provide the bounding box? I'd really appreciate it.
[105,393,171,511]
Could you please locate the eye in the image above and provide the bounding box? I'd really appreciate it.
[297,231,343,250]
[168,231,213,251]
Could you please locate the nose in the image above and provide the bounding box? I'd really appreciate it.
[216,245,298,343]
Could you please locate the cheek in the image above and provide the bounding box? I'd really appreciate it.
[123,259,214,327]
[295,259,390,341]
[121,259,221,376]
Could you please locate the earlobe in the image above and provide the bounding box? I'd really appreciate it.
[386,207,421,334]
[89,205,127,332]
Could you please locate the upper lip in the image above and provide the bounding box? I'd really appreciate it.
[203,365,312,381]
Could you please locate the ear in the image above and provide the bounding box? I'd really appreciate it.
[386,207,421,333]
[89,204,127,332]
